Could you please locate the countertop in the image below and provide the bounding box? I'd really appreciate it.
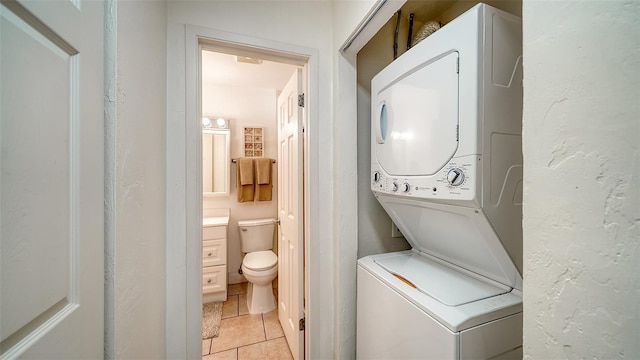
[203,216,229,227]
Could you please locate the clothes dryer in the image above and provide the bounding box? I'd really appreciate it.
[357,3,523,359]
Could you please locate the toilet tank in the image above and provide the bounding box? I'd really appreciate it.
[238,218,276,253]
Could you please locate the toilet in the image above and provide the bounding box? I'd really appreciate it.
[238,218,278,314]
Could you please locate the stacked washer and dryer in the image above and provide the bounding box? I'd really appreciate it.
[357,4,524,359]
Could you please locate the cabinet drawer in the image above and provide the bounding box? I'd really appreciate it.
[202,265,227,294]
[203,239,226,267]
[202,225,226,240]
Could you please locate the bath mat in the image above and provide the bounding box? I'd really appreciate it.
[202,302,223,339]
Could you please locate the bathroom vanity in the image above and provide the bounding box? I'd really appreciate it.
[202,209,229,303]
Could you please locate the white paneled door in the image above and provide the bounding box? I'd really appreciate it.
[1,0,103,358]
[277,69,304,360]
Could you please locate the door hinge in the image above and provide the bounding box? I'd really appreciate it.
[456,125,459,141]
[299,318,305,331]
[298,93,305,108]
[456,58,459,74]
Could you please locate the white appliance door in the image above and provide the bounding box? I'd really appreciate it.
[374,51,459,176]
[377,194,522,290]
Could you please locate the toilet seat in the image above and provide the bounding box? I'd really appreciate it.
[243,251,277,271]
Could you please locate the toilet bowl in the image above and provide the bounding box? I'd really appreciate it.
[241,250,278,313]
[238,219,278,314]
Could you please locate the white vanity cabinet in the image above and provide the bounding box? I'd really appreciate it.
[202,212,229,303]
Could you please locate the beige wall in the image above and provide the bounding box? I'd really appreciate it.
[202,84,282,283]
[522,1,639,357]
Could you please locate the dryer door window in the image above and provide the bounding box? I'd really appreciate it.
[374,52,459,176]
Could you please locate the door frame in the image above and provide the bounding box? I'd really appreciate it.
[166,25,317,359]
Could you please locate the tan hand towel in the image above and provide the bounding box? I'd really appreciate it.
[255,157,272,201]
[256,157,271,185]
[236,158,254,202]
[238,157,254,185]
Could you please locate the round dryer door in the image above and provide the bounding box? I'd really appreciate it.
[373,52,459,176]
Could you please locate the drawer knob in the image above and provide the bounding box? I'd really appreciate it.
[208,252,212,256]
[207,279,212,283]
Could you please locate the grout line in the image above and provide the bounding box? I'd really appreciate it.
[209,313,268,355]
[261,313,267,341]
[206,284,280,358]
[223,337,269,356]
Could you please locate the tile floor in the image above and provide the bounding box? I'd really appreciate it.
[203,282,293,360]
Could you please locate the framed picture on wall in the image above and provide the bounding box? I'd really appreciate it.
[243,127,264,157]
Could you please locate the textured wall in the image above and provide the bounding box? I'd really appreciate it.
[522,1,639,358]
[109,1,167,359]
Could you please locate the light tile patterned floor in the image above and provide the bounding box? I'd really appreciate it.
[203,283,292,360]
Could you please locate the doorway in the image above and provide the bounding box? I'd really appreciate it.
[197,40,307,360]
[166,25,319,360]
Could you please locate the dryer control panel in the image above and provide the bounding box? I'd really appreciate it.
[371,155,479,203]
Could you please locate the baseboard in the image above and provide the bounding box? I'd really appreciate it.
[228,273,246,285]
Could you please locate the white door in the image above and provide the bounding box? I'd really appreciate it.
[1,1,103,358]
[277,69,304,360]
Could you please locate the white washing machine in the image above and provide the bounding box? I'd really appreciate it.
[357,3,523,359]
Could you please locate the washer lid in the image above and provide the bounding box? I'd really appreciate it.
[376,194,522,290]
[243,251,277,271]
[374,252,508,306]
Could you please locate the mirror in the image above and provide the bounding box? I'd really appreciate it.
[203,128,230,196]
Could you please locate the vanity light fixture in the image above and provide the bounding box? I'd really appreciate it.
[216,118,228,129]
[202,117,228,129]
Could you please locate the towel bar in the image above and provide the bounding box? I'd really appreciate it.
[231,158,276,164]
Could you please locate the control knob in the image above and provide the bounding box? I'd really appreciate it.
[401,183,411,192]
[391,182,398,192]
[447,168,465,186]
[372,171,381,182]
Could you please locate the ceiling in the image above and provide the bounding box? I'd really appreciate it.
[201,50,298,91]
